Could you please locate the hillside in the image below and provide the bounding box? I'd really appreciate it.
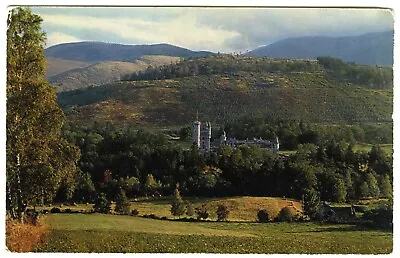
[58,55,393,128]
[45,57,90,78]
[45,41,214,62]
[50,56,180,92]
[246,31,393,66]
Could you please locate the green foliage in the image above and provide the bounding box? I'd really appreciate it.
[186,202,194,217]
[362,205,393,230]
[365,172,380,197]
[170,186,185,217]
[378,175,392,199]
[216,204,230,221]
[195,204,209,220]
[73,170,96,202]
[317,56,393,89]
[6,7,80,219]
[143,174,161,195]
[302,188,321,220]
[93,193,111,214]
[115,188,131,215]
[257,210,270,223]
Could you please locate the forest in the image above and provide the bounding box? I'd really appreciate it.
[55,122,393,207]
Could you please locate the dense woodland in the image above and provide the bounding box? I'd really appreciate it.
[56,122,392,208]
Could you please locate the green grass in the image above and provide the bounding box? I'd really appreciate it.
[35,213,392,253]
[353,143,393,156]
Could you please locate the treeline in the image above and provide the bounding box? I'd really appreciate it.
[317,56,393,89]
[122,55,320,81]
[52,123,392,206]
[222,115,392,150]
[121,55,392,90]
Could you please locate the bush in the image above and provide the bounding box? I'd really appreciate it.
[115,189,131,215]
[63,208,73,214]
[277,206,299,222]
[216,205,229,221]
[170,187,186,217]
[362,205,392,230]
[131,209,139,216]
[50,207,61,214]
[257,210,270,223]
[186,202,195,217]
[93,193,111,214]
[195,204,209,220]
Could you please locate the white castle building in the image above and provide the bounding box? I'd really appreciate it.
[193,119,279,154]
[193,120,212,153]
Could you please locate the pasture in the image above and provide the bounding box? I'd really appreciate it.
[36,213,392,253]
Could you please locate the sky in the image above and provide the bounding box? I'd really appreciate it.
[29,6,394,53]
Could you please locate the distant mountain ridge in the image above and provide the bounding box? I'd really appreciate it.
[246,31,393,66]
[45,42,214,62]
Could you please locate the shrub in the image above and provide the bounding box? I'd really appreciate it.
[50,207,61,214]
[63,208,73,214]
[93,193,111,214]
[362,205,393,230]
[257,210,270,223]
[170,186,186,217]
[277,206,299,222]
[131,209,139,216]
[216,204,229,221]
[186,202,195,217]
[195,204,209,220]
[6,218,46,252]
[115,188,131,215]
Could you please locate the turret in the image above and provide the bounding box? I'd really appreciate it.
[193,121,201,147]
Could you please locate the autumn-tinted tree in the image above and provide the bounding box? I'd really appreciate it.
[6,7,79,219]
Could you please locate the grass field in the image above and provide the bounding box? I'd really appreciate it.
[39,196,303,222]
[353,143,393,156]
[35,213,392,253]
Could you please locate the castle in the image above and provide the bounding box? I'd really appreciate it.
[193,120,279,154]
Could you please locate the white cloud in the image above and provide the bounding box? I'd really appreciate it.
[36,7,393,52]
[40,12,240,52]
[45,32,82,47]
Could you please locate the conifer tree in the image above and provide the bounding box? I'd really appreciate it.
[170,185,185,217]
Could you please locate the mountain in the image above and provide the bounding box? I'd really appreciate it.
[45,42,214,62]
[58,55,392,128]
[49,55,180,92]
[246,31,393,66]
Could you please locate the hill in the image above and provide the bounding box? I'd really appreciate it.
[49,55,180,92]
[246,31,393,66]
[58,55,393,128]
[45,41,214,62]
[45,57,90,78]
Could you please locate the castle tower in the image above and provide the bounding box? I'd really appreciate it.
[220,130,227,145]
[200,122,211,152]
[193,120,201,147]
[272,137,279,154]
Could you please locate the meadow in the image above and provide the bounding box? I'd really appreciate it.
[35,213,392,253]
[31,196,393,254]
